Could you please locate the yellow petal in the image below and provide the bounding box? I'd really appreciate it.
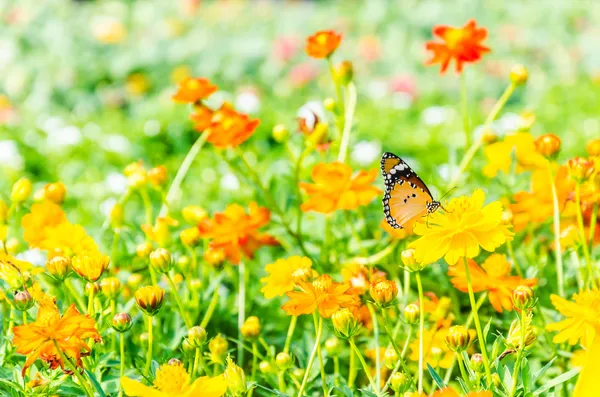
[574,335,600,397]
[121,377,166,397]
[184,375,228,397]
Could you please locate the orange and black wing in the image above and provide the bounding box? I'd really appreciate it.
[381,152,434,229]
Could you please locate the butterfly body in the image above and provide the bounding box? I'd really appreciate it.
[381,152,440,229]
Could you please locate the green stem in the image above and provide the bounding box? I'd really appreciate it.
[87,285,95,316]
[145,316,153,376]
[297,316,323,397]
[119,333,125,397]
[321,215,331,271]
[348,339,357,387]
[139,188,153,227]
[159,132,210,217]
[284,316,297,354]
[367,304,381,393]
[457,353,471,388]
[65,279,86,312]
[327,57,345,141]
[415,271,425,393]
[52,340,95,397]
[463,257,493,386]
[200,282,220,328]
[460,73,471,147]
[509,312,527,397]
[337,83,357,163]
[313,313,328,396]
[548,165,565,297]
[193,348,201,378]
[238,262,246,366]
[575,183,595,288]
[382,326,413,394]
[349,338,381,396]
[507,239,523,278]
[167,273,192,329]
[22,311,27,325]
[380,310,416,390]
[590,202,598,250]
[448,82,516,189]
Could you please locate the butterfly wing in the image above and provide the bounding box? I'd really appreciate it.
[381,152,435,229]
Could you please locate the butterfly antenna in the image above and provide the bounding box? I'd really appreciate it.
[438,186,458,213]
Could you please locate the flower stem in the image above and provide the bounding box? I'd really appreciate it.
[297,316,323,397]
[415,271,425,393]
[87,285,95,316]
[145,316,153,376]
[460,73,471,147]
[337,83,357,163]
[52,340,95,397]
[456,353,471,387]
[119,333,125,397]
[200,282,220,329]
[192,347,201,378]
[349,337,382,396]
[463,257,493,386]
[284,315,297,354]
[313,313,328,396]
[22,311,27,325]
[448,82,516,189]
[382,326,413,394]
[167,273,192,329]
[548,165,565,297]
[509,311,527,397]
[348,339,357,387]
[575,183,595,288]
[238,262,246,366]
[159,132,210,217]
[380,309,416,390]
[328,57,345,141]
[367,304,381,394]
[589,202,598,251]
[65,279,86,312]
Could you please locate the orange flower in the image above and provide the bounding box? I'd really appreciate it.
[299,162,381,214]
[341,263,386,295]
[448,254,537,312]
[198,203,278,264]
[172,77,217,103]
[431,389,491,397]
[425,19,490,73]
[305,30,342,59]
[190,105,214,132]
[282,274,359,318]
[21,201,67,248]
[380,218,412,240]
[12,299,101,375]
[204,103,260,148]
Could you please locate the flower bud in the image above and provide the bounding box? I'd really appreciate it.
[149,248,173,274]
[13,290,34,311]
[188,326,208,347]
[534,134,561,159]
[587,139,600,157]
[325,337,341,356]
[110,203,124,229]
[275,352,293,370]
[512,285,536,310]
[127,273,143,289]
[168,358,182,366]
[506,312,536,350]
[85,282,100,295]
[323,97,336,112]
[204,248,226,269]
[481,128,498,145]
[2,238,20,255]
[136,242,153,258]
[445,325,476,352]
[112,313,133,333]
[369,280,398,307]
[403,303,420,325]
[470,353,484,374]
[135,285,165,316]
[305,123,328,149]
[147,166,168,187]
[182,339,195,355]
[224,356,246,395]
[139,332,149,347]
[401,248,422,272]
[43,182,66,204]
[272,124,289,143]
[390,372,410,394]
[333,60,353,86]
[292,368,305,379]
[209,334,228,364]
[567,157,594,183]
[492,373,502,388]
[182,205,207,224]
[72,252,110,282]
[190,278,202,291]
[240,316,261,339]
[180,227,201,247]
[46,256,71,280]
[510,64,528,86]
[383,347,398,369]
[11,178,32,204]
[100,277,121,299]
[291,267,314,284]
[331,308,360,339]
[259,361,273,374]
[176,255,191,272]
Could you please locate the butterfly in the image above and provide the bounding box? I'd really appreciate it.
[381,152,441,229]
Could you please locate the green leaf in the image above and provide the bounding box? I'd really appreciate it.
[85,369,107,397]
[533,367,581,395]
[427,363,446,389]
[457,378,470,394]
[521,357,531,392]
[532,357,556,382]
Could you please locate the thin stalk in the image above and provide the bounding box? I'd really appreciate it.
[145,316,153,376]
[321,215,331,271]
[575,183,595,287]
[367,304,381,393]
[415,271,425,393]
[22,311,27,325]
[382,326,413,394]
[200,282,220,328]
[248,342,259,397]
[548,165,565,297]
[313,313,328,396]
[380,310,416,389]
[297,316,323,397]
[327,57,345,141]
[284,315,297,353]
[119,333,125,397]
[460,73,471,147]
[52,340,95,397]
[589,202,598,250]
[348,339,357,387]
[456,353,471,388]
[192,348,201,378]
[159,133,210,217]
[349,338,381,396]
[509,312,527,397]
[507,239,523,278]
[167,273,192,329]
[65,279,86,312]
[87,286,95,316]
[337,83,357,163]
[238,262,246,366]
[463,257,493,385]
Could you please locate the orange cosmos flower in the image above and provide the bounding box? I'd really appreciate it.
[425,19,490,73]
[198,203,278,264]
[172,77,217,104]
[190,105,214,132]
[341,263,386,295]
[305,30,342,59]
[203,103,260,149]
[12,299,101,375]
[448,254,537,313]
[299,162,381,214]
[21,201,67,248]
[282,274,359,318]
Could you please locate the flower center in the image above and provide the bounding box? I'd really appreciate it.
[444,28,466,50]
[154,363,190,393]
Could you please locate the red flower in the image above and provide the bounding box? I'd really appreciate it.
[172,77,217,104]
[305,30,342,59]
[425,20,490,74]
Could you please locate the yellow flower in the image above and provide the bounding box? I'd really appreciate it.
[0,253,43,289]
[260,256,313,299]
[409,189,513,266]
[142,216,179,247]
[409,321,454,369]
[135,285,165,316]
[546,289,600,347]
[121,362,227,397]
[71,251,110,282]
[482,132,547,178]
[574,333,600,397]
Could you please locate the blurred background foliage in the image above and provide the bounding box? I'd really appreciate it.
[1,0,599,242]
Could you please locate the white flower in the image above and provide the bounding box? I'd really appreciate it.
[351,141,381,166]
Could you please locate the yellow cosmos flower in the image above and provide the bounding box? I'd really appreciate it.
[0,254,43,289]
[142,216,179,247]
[409,189,513,266]
[121,362,227,397]
[260,256,313,299]
[574,332,600,397]
[482,132,547,178]
[71,251,110,282]
[546,289,600,347]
